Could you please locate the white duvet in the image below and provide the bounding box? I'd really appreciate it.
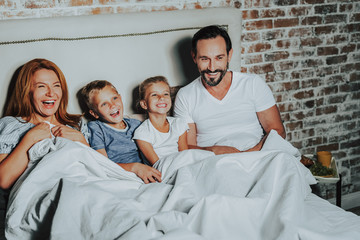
[5,130,360,239]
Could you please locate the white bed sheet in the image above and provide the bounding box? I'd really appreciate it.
[5,131,360,239]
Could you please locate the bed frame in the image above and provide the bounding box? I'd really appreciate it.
[0,8,241,237]
[0,8,242,116]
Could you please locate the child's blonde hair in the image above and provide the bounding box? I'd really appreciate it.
[81,80,116,110]
[138,76,170,100]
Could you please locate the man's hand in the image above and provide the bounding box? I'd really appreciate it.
[206,145,240,155]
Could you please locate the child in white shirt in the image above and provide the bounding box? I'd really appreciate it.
[133,76,189,166]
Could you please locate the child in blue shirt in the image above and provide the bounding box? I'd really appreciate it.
[81,80,161,183]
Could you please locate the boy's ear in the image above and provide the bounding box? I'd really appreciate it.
[139,100,147,110]
[89,109,99,119]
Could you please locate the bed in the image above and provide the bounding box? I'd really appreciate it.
[1,8,360,240]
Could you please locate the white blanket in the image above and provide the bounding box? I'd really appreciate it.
[5,131,360,239]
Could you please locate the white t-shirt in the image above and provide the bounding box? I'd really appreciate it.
[174,72,275,149]
[133,117,189,158]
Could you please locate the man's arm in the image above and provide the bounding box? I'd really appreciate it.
[256,105,286,138]
[187,123,240,155]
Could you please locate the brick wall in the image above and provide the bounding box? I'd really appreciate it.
[240,0,360,201]
[0,0,359,201]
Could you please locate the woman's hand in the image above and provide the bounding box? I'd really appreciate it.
[51,125,89,146]
[128,162,162,184]
[24,122,52,147]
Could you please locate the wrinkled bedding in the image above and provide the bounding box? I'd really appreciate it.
[5,131,360,239]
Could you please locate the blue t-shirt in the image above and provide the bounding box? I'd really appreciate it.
[88,118,142,164]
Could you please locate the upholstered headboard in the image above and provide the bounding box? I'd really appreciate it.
[0,8,241,116]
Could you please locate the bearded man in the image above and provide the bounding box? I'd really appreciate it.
[174,25,285,155]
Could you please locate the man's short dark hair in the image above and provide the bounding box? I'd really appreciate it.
[191,25,232,57]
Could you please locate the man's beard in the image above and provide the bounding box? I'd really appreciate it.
[200,62,229,87]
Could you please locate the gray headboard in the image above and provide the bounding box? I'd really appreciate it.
[0,8,241,116]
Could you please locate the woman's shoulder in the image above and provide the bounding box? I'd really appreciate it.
[0,116,29,133]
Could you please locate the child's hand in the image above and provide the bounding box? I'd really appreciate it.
[131,163,162,184]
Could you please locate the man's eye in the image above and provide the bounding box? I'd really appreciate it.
[113,96,118,100]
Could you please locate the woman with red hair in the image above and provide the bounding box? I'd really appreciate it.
[0,58,89,190]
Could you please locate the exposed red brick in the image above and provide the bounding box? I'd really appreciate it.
[276,39,292,48]
[289,6,311,16]
[242,10,259,19]
[245,54,263,64]
[274,18,299,28]
[288,28,312,37]
[291,50,315,58]
[324,14,347,24]
[305,137,324,146]
[260,9,285,18]
[301,37,322,47]
[301,16,322,25]
[266,72,289,82]
[244,19,273,31]
[91,7,113,15]
[349,72,360,82]
[264,51,289,61]
[316,143,339,152]
[248,63,275,74]
[327,75,346,85]
[340,3,353,12]
[25,0,55,8]
[285,121,303,131]
[315,25,337,35]
[339,82,360,92]
[316,105,337,115]
[339,23,360,33]
[318,86,338,96]
[301,78,322,88]
[317,47,339,56]
[263,29,285,40]
[326,55,347,65]
[341,44,356,53]
[302,58,323,68]
[340,63,358,73]
[70,0,93,7]
[276,60,297,71]
[274,81,300,92]
[292,70,315,80]
[315,66,339,77]
[328,95,347,104]
[326,34,348,44]
[241,32,260,42]
[248,42,272,53]
[293,90,314,99]
[302,0,325,4]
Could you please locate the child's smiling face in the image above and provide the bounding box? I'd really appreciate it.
[140,81,171,116]
[89,85,125,128]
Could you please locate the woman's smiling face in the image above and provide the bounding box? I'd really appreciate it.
[30,68,63,120]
